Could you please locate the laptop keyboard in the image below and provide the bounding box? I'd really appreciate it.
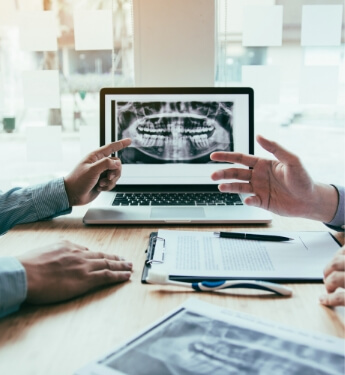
[112,192,243,206]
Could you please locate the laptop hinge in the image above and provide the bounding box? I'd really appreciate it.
[113,185,220,193]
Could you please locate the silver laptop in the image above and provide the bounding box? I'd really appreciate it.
[83,87,271,224]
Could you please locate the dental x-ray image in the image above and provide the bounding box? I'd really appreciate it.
[102,309,344,375]
[115,101,234,163]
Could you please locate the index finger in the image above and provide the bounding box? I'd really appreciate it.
[95,138,132,159]
[210,151,259,168]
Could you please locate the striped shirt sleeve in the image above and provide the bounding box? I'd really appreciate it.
[0,257,27,318]
[0,177,72,235]
[0,177,72,317]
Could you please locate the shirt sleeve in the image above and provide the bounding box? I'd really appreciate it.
[0,177,72,235]
[324,185,345,232]
[0,257,27,318]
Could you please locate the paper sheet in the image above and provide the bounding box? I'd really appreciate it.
[74,10,113,51]
[218,0,275,34]
[17,0,44,11]
[0,1,18,26]
[242,5,283,47]
[152,230,340,280]
[19,11,57,51]
[301,5,343,47]
[22,70,60,109]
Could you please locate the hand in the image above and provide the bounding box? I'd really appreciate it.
[17,240,133,304]
[64,138,131,206]
[210,135,338,222]
[320,246,345,306]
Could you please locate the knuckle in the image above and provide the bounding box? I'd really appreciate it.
[103,269,115,282]
[328,272,342,288]
[329,259,339,271]
[232,170,239,179]
[291,154,301,165]
[106,158,113,168]
[235,154,243,164]
[103,258,111,270]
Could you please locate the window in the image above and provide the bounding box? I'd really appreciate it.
[0,0,344,190]
[216,0,345,185]
[0,0,134,190]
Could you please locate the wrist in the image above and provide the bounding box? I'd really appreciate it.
[306,183,339,223]
[63,176,76,207]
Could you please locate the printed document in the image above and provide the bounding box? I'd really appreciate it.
[151,230,340,280]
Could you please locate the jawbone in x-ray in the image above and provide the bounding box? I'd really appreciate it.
[116,101,234,163]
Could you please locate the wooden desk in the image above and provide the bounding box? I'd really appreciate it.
[0,208,344,374]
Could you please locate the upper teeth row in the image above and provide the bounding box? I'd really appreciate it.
[137,125,214,134]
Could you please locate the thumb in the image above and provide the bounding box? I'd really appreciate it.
[89,157,121,176]
[256,135,300,166]
[244,195,261,207]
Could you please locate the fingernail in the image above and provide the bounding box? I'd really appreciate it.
[319,295,326,304]
[126,262,133,268]
[99,181,105,187]
[120,256,126,261]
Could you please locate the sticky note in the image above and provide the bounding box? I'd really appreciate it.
[243,5,283,47]
[0,1,18,26]
[301,5,343,47]
[242,65,280,104]
[74,10,113,51]
[218,0,276,34]
[17,0,43,11]
[80,126,99,158]
[22,70,60,109]
[299,66,339,105]
[26,126,63,162]
[19,11,58,51]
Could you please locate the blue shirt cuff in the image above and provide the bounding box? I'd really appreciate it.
[0,257,27,318]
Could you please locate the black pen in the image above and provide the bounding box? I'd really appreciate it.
[213,232,293,242]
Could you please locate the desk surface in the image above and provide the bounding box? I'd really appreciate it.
[0,208,344,375]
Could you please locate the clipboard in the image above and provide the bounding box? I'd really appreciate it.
[141,229,341,283]
[141,232,158,283]
[141,231,232,283]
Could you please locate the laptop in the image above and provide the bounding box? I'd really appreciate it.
[83,87,272,224]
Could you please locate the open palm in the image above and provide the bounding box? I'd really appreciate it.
[211,135,337,222]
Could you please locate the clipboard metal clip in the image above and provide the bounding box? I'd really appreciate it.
[146,236,166,265]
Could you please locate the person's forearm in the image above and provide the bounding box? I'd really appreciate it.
[0,178,71,235]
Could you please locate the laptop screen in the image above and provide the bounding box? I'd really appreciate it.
[101,88,253,185]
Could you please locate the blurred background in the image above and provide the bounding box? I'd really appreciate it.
[0,0,344,191]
